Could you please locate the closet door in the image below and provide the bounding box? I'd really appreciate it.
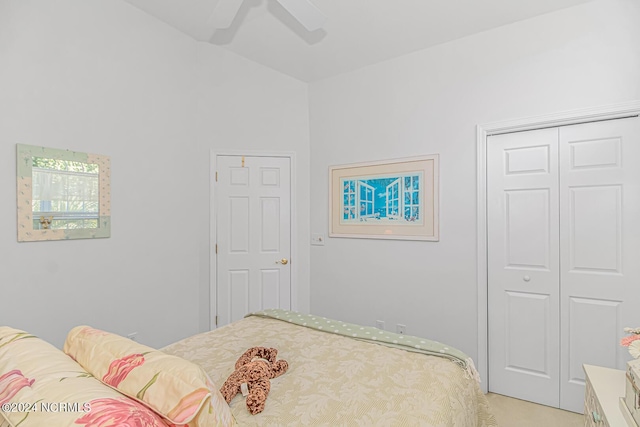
[559,118,640,412]
[487,128,560,407]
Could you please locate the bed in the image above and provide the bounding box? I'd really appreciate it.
[162,309,497,426]
[1,310,496,426]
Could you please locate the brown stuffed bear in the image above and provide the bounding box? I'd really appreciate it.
[219,347,288,415]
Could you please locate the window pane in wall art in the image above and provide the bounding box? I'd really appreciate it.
[16,144,111,242]
[340,173,423,224]
[31,157,100,230]
[330,155,438,241]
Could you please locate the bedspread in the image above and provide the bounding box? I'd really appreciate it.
[162,313,496,426]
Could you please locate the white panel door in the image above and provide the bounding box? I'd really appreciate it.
[216,155,291,326]
[559,118,640,412]
[488,128,561,407]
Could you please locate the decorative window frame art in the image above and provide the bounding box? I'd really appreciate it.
[16,144,111,242]
[329,155,439,241]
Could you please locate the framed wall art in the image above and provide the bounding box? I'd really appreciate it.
[329,155,439,241]
[16,144,111,242]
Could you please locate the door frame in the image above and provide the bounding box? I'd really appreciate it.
[210,149,299,330]
[476,100,640,393]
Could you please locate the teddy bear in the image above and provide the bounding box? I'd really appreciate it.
[219,347,288,415]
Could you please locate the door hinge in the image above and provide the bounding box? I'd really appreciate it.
[215,244,218,254]
[215,316,218,326]
[241,156,245,167]
[215,171,218,182]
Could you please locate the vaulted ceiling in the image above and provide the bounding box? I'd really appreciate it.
[124,0,595,82]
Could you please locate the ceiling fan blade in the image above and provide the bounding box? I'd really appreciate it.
[275,0,327,31]
[209,0,245,29]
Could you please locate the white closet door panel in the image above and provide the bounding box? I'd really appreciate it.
[505,291,551,375]
[488,128,560,407]
[505,189,551,269]
[559,118,640,413]
[569,185,621,273]
[505,145,550,175]
[568,297,621,382]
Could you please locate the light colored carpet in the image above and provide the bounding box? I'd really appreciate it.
[486,393,583,427]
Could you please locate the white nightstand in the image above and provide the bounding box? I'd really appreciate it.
[584,364,638,427]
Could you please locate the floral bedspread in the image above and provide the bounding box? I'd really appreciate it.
[162,314,497,426]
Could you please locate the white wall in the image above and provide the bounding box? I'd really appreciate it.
[308,0,640,362]
[0,0,310,348]
[194,44,311,324]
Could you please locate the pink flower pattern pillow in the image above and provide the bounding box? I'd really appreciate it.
[0,327,169,427]
[75,397,168,427]
[64,326,236,427]
[103,353,147,388]
[0,369,35,406]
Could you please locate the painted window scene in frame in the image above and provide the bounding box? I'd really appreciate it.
[341,173,423,224]
[330,155,439,241]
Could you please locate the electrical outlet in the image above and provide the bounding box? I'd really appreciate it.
[127,332,138,341]
[375,320,385,330]
[396,324,406,335]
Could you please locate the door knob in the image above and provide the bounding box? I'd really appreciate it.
[523,276,531,282]
[276,258,289,265]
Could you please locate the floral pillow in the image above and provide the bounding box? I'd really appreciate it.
[0,326,169,427]
[63,326,236,427]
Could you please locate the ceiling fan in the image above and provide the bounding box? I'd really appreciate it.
[209,0,327,32]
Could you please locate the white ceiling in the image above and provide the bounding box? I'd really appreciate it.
[124,0,595,82]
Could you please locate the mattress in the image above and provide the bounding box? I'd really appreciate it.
[162,311,497,426]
